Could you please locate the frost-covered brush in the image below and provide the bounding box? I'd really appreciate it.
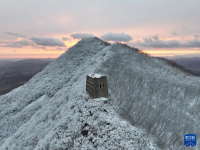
[0,37,199,149]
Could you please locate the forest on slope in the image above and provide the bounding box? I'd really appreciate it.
[95,43,200,149]
[0,37,199,149]
[0,38,157,149]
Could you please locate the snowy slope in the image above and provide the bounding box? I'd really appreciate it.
[0,38,158,149]
[95,43,200,150]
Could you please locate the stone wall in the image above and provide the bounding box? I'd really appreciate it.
[86,74,108,98]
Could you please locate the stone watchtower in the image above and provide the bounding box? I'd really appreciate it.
[86,74,108,98]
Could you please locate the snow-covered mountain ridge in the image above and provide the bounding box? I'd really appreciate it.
[0,37,200,149]
[0,38,157,149]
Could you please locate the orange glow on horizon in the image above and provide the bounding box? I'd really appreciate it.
[144,50,200,54]
[152,54,175,57]
[1,34,200,59]
[0,54,61,59]
[138,50,145,54]
[142,50,200,58]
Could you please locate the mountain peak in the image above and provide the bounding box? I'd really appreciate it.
[0,38,200,149]
[74,37,111,48]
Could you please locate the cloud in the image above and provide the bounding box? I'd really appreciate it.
[194,35,199,40]
[4,32,27,37]
[143,35,160,43]
[100,32,133,42]
[137,35,200,48]
[44,48,66,51]
[30,37,66,47]
[151,34,159,40]
[137,39,180,48]
[38,46,46,50]
[39,47,66,51]
[0,39,32,48]
[70,33,95,39]
[143,34,160,43]
[184,40,200,48]
[143,38,153,43]
[56,47,63,50]
[172,32,177,36]
[62,37,68,41]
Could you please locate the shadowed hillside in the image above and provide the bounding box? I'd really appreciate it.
[173,57,200,76]
[95,43,200,149]
[0,59,53,95]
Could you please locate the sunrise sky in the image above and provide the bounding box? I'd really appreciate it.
[1,0,200,59]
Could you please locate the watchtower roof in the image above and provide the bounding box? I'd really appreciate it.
[87,73,106,78]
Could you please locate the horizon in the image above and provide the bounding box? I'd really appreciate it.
[1,0,200,59]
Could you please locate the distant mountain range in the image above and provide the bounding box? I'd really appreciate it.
[173,57,200,76]
[0,59,54,95]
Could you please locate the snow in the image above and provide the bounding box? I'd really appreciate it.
[88,73,105,78]
[96,43,200,149]
[0,37,157,149]
[1,37,200,149]
[93,97,108,104]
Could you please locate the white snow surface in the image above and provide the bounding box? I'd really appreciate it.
[88,73,105,78]
[0,38,158,149]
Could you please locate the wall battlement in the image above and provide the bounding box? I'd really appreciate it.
[86,74,108,98]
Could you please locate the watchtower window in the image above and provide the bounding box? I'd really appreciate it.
[103,84,104,86]
[100,84,101,88]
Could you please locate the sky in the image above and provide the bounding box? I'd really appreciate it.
[0,0,200,59]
